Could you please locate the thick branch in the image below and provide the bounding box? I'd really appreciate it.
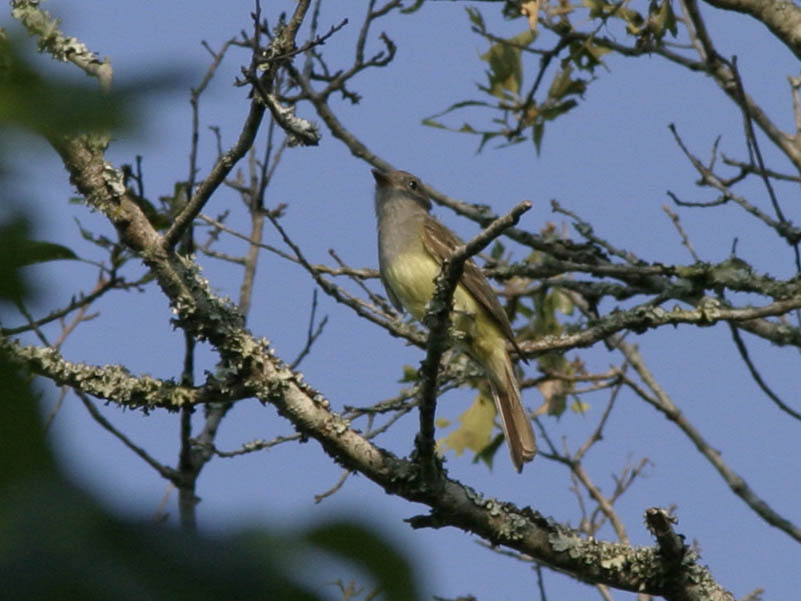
[702,0,801,62]
[521,296,801,357]
[2,338,209,409]
[681,0,801,170]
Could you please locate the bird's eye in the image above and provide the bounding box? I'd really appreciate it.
[408,180,418,191]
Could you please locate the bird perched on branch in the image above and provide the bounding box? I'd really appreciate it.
[372,168,536,472]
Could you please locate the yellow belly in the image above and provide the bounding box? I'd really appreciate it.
[385,252,504,359]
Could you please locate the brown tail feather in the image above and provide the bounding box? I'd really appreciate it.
[487,349,536,472]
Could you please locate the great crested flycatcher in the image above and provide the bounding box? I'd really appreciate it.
[372,168,536,472]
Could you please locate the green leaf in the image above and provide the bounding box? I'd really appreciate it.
[494,136,528,150]
[536,377,572,417]
[477,131,502,153]
[540,99,579,121]
[547,65,587,101]
[653,0,678,37]
[584,0,641,24]
[439,394,495,458]
[619,5,645,29]
[532,120,545,155]
[568,39,612,72]
[424,99,493,123]
[551,288,575,315]
[570,399,591,414]
[421,118,448,130]
[305,521,418,601]
[472,433,504,469]
[480,30,536,98]
[584,0,608,19]
[465,6,485,30]
[0,217,32,301]
[400,364,419,383]
[16,240,79,265]
[0,334,55,489]
[490,240,506,261]
[584,43,612,68]
[532,287,565,337]
[1,483,320,601]
[506,29,539,49]
[75,218,116,250]
[401,0,425,14]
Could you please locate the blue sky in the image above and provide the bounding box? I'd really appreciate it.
[6,1,801,599]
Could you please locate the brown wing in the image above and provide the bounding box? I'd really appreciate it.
[421,215,522,352]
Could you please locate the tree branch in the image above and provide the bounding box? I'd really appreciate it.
[701,0,801,62]
[521,295,801,357]
[1,337,236,409]
[10,0,113,90]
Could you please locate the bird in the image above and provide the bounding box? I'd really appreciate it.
[372,168,536,471]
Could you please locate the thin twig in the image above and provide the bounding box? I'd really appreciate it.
[574,374,624,463]
[314,469,353,503]
[42,386,67,432]
[290,289,329,369]
[188,38,236,196]
[728,324,801,422]
[663,204,700,262]
[3,275,119,336]
[79,392,177,480]
[552,200,639,264]
[199,213,377,279]
[668,124,801,246]
[201,433,303,458]
[329,248,392,312]
[721,154,801,183]
[263,210,426,346]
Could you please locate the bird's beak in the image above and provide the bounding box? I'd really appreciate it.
[371,169,389,187]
